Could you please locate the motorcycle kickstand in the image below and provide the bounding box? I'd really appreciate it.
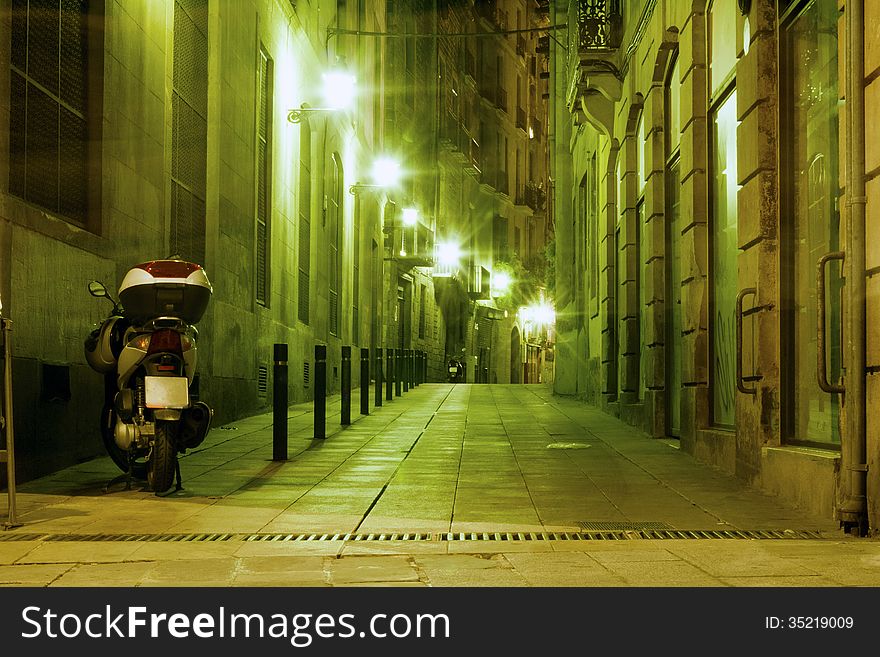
[103,463,133,494]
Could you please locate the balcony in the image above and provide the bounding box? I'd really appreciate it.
[464,49,476,82]
[566,0,625,136]
[393,218,435,269]
[516,107,527,132]
[468,264,491,300]
[496,87,508,113]
[495,170,509,196]
[530,116,543,141]
[576,0,622,52]
[516,36,526,57]
[524,181,546,212]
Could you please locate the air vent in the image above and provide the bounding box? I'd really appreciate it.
[303,361,310,388]
[257,365,268,399]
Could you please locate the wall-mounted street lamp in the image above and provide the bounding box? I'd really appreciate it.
[350,156,403,194]
[287,70,356,123]
[491,271,512,298]
[432,240,462,278]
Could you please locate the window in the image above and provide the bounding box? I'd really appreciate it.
[170,0,209,264]
[637,114,647,401]
[298,123,312,324]
[9,0,103,229]
[256,48,273,307]
[781,0,841,446]
[707,0,739,428]
[665,54,682,437]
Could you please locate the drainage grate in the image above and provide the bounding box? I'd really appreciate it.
[578,521,674,531]
[0,529,826,543]
[44,533,234,543]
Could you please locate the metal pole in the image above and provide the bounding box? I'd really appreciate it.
[314,344,327,440]
[341,346,351,425]
[403,349,410,393]
[386,348,394,401]
[423,350,428,382]
[272,344,288,460]
[360,348,370,415]
[2,316,18,528]
[395,348,402,396]
[374,347,383,407]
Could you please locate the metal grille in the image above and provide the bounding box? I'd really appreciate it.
[297,128,312,324]
[0,529,827,543]
[171,0,208,264]
[257,365,268,399]
[303,362,310,387]
[256,50,271,306]
[9,0,90,225]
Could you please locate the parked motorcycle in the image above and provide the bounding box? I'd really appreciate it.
[447,358,464,383]
[84,259,213,494]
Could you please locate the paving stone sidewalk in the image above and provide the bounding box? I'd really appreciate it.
[2,384,879,587]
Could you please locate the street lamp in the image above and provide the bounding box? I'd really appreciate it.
[491,271,512,297]
[432,240,462,278]
[349,156,403,194]
[287,70,356,123]
[401,207,419,226]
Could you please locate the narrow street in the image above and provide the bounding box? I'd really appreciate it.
[3,384,877,588]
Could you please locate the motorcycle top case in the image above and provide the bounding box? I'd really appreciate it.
[118,260,212,325]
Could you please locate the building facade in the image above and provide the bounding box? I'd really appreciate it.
[0,0,553,483]
[551,0,880,533]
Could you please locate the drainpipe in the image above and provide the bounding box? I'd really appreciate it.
[842,0,868,534]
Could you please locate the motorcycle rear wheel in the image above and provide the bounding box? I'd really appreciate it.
[148,420,178,493]
[101,405,148,480]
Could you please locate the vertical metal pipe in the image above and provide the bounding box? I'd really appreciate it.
[374,347,383,407]
[386,348,394,401]
[403,349,410,392]
[360,348,370,415]
[842,0,868,531]
[341,346,351,425]
[314,345,327,440]
[272,343,288,460]
[2,317,17,527]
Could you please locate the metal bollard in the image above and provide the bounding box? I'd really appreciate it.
[402,349,409,393]
[341,346,351,425]
[395,348,402,397]
[386,348,394,401]
[374,348,383,407]
[413,350,419,387]
[424,351,428,382]
[360,348,369,415]
[410,349,416,388]
[272,344,288,461]
[314,344,327,440]
[1,315,19,528]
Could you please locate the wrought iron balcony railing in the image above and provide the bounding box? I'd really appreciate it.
[577,0,622,52]
[516,107,527,131]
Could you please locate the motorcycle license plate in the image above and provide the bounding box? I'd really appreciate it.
[144,376,190,408]
[448,367,458,373]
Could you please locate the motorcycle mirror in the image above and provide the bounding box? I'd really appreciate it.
[88,281,109,298]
